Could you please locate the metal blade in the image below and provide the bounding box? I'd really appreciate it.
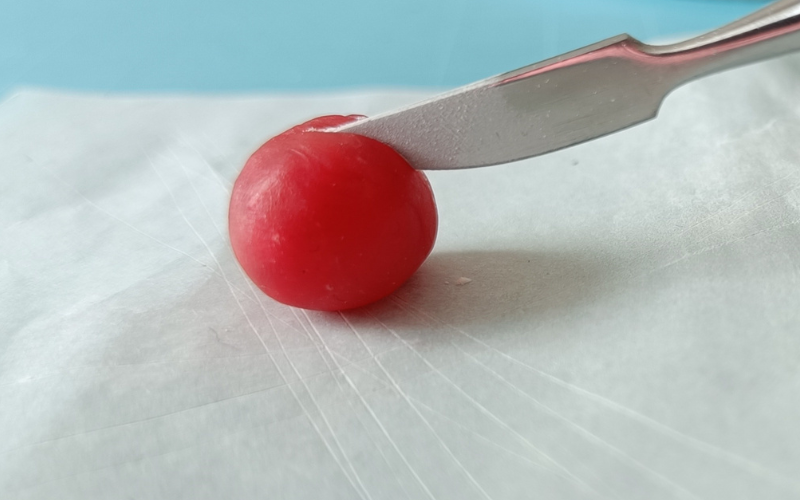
[334,34,675,170]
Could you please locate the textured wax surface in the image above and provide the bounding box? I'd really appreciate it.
[3,56,800,499]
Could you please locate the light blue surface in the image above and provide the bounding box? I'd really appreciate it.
[1,0,769,96]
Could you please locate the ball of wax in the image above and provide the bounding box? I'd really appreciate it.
[228,115,438,311]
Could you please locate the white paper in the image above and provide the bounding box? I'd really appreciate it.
[2,55,800,500]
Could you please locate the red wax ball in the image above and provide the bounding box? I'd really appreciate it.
[228,115,438,311]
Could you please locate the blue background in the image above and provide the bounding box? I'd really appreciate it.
[1,0,769,97]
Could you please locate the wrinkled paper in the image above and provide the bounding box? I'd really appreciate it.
[2,54,800,500]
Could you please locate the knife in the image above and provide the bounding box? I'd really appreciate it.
[334,0,800,170]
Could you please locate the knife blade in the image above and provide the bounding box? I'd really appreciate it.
[334,0,800,170]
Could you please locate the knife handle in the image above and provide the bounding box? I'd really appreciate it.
[649,0,800,84]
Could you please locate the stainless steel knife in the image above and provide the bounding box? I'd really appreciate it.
[334,0,800,170]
